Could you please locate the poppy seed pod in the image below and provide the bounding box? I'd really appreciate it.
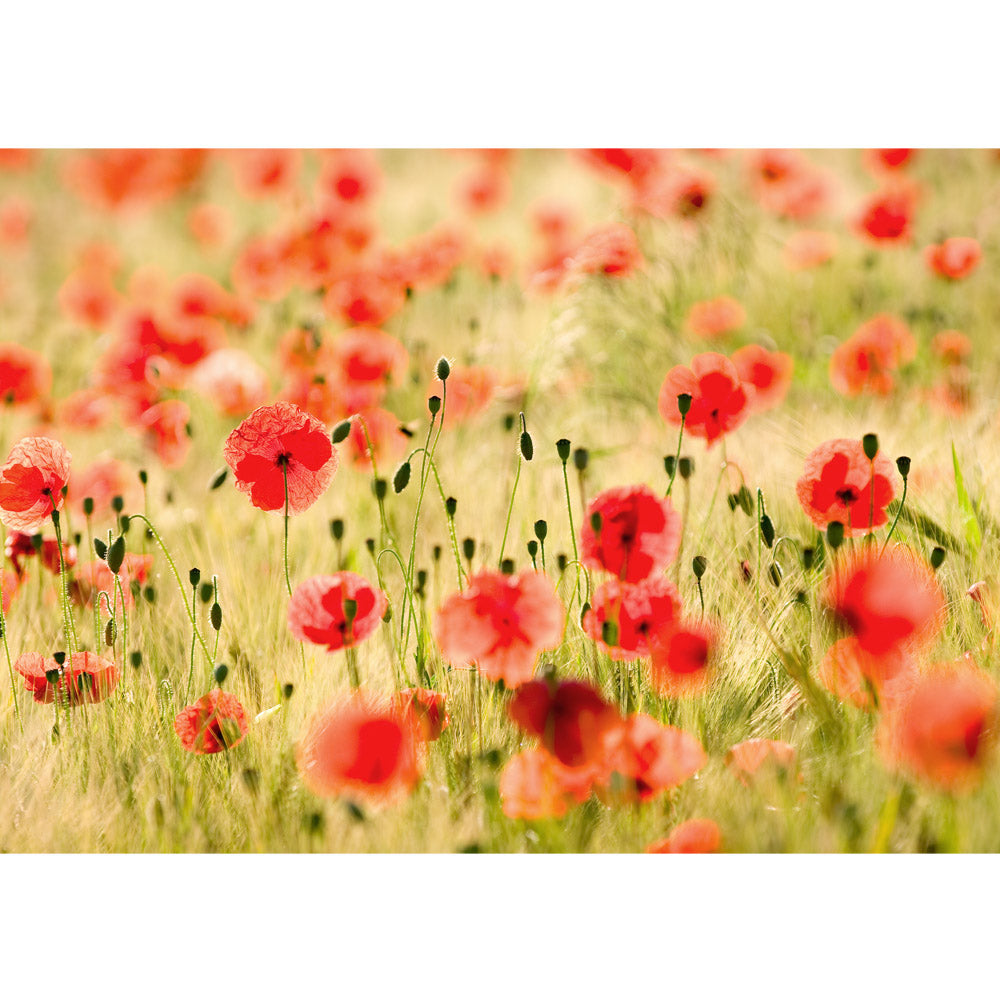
[83,496,94,516]
[556,439,571,462]
[678,457,694,479]
[827,521,845,550]
[676,393,693,417]
[107,535,126,575]
[534,520,548,542]
[896,455,911,478]
[393,461,411,494]
[445,497,458,518]
[428,395,442,416]
[214,663,229,685]
[462,537,476,561]
[330,518,345,541]
[501,558,515,575]
[435,357,451,381]
[692,555,707,579]
[573,448,589,472]
[189,567,201,588]
[862,433,879,461]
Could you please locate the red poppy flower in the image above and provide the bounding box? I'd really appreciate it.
[325,327,408,410]
[583,576,682,660]
[317,150,382,207]
[877,662,997,791]
[0,343,52,405]
[646,818,721,854]
[731,344,793,413]
[395,687,449,742]
[782,230,837,270]
[580,485,681,584]
[189,349,270,417]
[5,531,76,578]
[324,267,407,327]
[58,268,122,329]
[174,689,250,754]
[499,748,593,820]
[296,693,422,802]
[231,149,301,200]
[600,713,706,803]
[818,636,914,710]
[508,679,622,769]
[856,188,914,243]
[829,314,916,397]
[170,273,253,327]
[434,570,564,688]
[924,237,981,281]
[659,352,753,446]
[686,296,745,339]
[795,437,895,536]
[15,651,119,706]
[725,738,796,780]
[570,223,643,278]
[824,545,947,657]
[648,618,716,697]
[867,149,916,172]
[457,164,511,214]
[231,234,294,303]
[224,401,338,515]
[287,572,388,652]
[0,436,71,533]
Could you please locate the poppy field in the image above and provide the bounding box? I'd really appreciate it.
[2,147,999,854]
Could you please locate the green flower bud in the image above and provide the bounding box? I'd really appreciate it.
[556,439,571,462]
[331,419,352,444]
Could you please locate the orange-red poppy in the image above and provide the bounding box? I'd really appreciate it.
[297,692,423,802]
[824,545,947,657]
[0,436,71,533]
[224,401,338,514]
[583,575,683,661]
[686,296,745,339]
[646,818,721,853]
[15,650,119,706]
[731,344,793,413]
[580,484,682,584]
[659,352,753,446]
[924,237,981,280]
[287,573,388,652]
[435,570,564,687]
[795,437,896,536]
[174,689,250,754]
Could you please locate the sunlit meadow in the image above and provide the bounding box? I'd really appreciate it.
[1,148,998,852]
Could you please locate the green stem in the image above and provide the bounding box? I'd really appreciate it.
[665,413,687,497]
[498,455,522,569]
[881,474,909,554]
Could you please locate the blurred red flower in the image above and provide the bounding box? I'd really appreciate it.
[731,344,793,413]
[224,401,338,514]
[583,575,682,660]
[508,678,622,769]
[856,188,914,243]
[0,436,71,533]
[71,554,153,610]
[830,314,916,397]
[648,618,716,697]
[580,484,681,584]
[877,662,997,791]
[659,352,753,446]
[0,343,52,405]
[824,545,946,657]
[646,818,721,854]
[570,223,642,278]
[686,296,745,339]
[795,437,895,536]
[600,714,706,803]
[499,748,592,820]
[297,693,423,802]
[189,349,270,417]
[818,636,914,710]
[725,738,796,780]
[15,651,119,705]
[782,230,837,270]
[924,237,981,280]
[174,689,250,754]
[434,570,564,687]
[287,572,388,652]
